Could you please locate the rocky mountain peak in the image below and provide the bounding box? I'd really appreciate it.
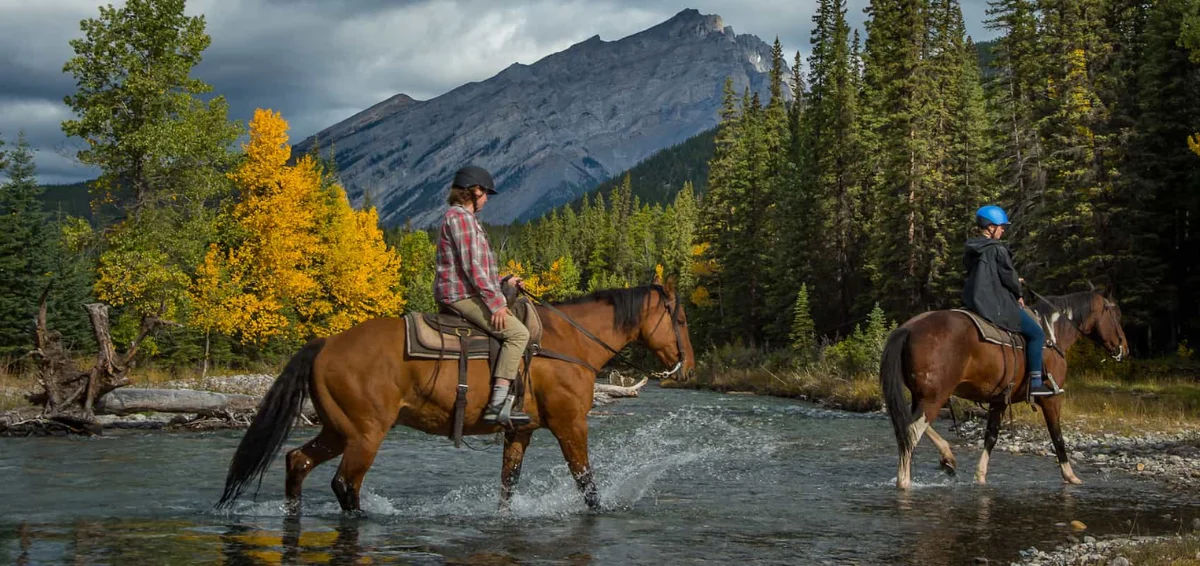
[296,10,775,226]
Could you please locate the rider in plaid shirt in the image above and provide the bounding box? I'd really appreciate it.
[434,165,530,426]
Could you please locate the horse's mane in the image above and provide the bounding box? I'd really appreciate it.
[1031,291,1098,323]
[552,285,668,332]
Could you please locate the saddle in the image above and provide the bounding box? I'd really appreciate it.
[402,283,544,447]
[403,294,543,360]
[954,307,1060,404]
[953,309,1029,349]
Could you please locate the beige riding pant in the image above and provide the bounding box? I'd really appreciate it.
[447,297,529,381]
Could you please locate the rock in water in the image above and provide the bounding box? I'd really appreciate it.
[1070,520,1088,531]
[293,9,777,227]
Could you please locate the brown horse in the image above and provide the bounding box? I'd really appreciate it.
[216,281,695,512]
[880,291,1128,489]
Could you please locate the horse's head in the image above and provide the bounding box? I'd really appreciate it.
[1083,292,1129,361]
[641,277,697,381]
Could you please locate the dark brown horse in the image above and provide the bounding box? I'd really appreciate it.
[217,280,694,512]
[880,291,1128,489]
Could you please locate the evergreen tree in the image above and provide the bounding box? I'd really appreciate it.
[789,283,818,364]
[1018,0,1116,293]
[861,0,941,318]
[797,0,870,332]
[0,133,49,357]
[1115,0,1200,348]
[984,0,1047,219]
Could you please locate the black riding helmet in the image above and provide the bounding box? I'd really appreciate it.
[452,165,497,195]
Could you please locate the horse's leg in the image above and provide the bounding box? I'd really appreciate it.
[1037,395,1083,485]
[924,427,957,476]
[974,403,1005,485]
[331,432,385,512]
[285,427,346,513]
[499,430,533,511]
[897,398,931,490]
[550,419,600,510]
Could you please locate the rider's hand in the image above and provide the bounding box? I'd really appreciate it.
[1018,298,1026,307]
[491,307,509,330]
[511,277,525,290]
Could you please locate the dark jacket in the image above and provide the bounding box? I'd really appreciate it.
[963,237,1023,331]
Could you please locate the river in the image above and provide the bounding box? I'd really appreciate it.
[2,387,1197,564]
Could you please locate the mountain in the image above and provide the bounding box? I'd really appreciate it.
[295,9,776,227]
[573,126,715,211]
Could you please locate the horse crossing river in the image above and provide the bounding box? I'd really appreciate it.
[3,387,1197,564]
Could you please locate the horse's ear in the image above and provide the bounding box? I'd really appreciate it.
[1086,279,1097,292]
[664,274,678,296]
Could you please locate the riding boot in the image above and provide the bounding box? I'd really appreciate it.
[482,383,530,427]
[1028,371,1064,397]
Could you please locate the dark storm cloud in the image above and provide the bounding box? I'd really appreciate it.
[0,0,995,184]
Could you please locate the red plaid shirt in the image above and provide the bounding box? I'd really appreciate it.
[434,205,506,313]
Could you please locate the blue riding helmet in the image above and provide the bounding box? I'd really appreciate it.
[976,205,1010,227]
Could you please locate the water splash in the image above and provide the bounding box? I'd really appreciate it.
[221,407,780,519]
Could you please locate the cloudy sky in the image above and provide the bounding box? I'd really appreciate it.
[0,0,995,184]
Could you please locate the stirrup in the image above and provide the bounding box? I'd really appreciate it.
[1045,373,1065,395]
[482,395,530,428]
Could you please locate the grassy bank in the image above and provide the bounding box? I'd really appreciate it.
[667,344,883,412]
[1013,372,1200,435]
[1120,535,1200,565]
[678,343,1200,435]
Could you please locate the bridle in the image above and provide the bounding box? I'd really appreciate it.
[522,287,687,378]
[1029,289,1126,361]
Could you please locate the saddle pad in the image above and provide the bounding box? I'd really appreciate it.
[952,309,1025,349]
[405,312,491,360]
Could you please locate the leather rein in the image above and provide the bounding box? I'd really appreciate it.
[521,287,686,378]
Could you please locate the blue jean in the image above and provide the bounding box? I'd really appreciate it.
[1019,309,1045,376]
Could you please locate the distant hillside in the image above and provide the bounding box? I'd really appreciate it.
[976,39,997,79]
[39,182,92,219]
[580,126,715,208]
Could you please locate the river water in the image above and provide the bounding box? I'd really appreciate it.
[2,387,1197,565]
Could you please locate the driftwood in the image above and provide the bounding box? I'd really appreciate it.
[27,283,167,431]
[95,389,259,416]
[594,376,649,397]
[593,376,648,406]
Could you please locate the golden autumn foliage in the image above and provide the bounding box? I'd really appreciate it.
[1189,133,1200,158]
[502,257,581,302]
[190,109,404,344]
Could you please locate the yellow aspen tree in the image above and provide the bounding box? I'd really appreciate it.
[193,109,404,344]
[1189,134,1200,158]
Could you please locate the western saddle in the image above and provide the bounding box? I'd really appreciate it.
[953,307,1061,403]
[402,282,543,446]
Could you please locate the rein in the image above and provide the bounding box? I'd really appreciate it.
[521,288,685,378]
[1028,288,1123,360]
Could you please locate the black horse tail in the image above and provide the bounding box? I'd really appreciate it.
[216,338,325,509]
[880,326,914,456]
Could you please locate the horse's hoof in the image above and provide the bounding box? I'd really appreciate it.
[283,499,301,516]
[1064,476,1084,485]
[974,475,987,485]
[940,460,957,476]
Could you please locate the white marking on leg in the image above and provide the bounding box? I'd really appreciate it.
[1060,461,1083,485]
[975,450,990,485]
[898,415,928,490]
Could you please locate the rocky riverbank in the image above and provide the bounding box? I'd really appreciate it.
[1010,533,1200,565]
[951,418,1200,490]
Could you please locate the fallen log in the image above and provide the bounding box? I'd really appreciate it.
[594,377,649,398]
[94,388,314,419]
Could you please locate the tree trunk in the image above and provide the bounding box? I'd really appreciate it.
[29,287,160,431]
